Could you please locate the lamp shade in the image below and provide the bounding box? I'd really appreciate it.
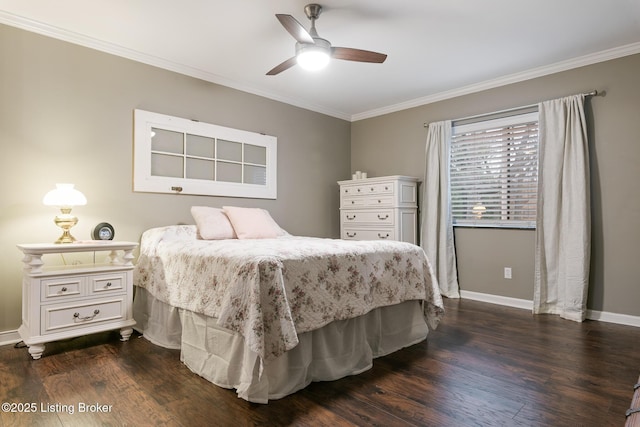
[42,184,87,207]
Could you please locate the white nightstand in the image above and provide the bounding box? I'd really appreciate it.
[17,241,138,360]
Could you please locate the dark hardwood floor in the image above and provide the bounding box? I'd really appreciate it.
[1,298,638,427]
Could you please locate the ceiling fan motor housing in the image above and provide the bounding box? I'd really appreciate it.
[304,4,323,20]
[295,37,331,56]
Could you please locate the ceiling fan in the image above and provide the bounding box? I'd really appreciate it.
[266,3,388,75]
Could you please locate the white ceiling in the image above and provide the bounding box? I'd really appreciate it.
[1,0,640,121]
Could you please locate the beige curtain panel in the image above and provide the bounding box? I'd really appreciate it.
[421,120,460,298]
[534,94,591,321]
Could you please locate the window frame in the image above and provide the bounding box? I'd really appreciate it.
[133,109,277,199]
[450,111,539,229]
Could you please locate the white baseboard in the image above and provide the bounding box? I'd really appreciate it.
[0,329,21,347]
[460,290,640,328]
[586,309,640,328]
[460,290,533,311]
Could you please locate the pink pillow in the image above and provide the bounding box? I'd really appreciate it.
[222,206,285,239]
[191,206,237,240]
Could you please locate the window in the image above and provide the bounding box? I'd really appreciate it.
[134,110,277,199]
[450,111,539,228]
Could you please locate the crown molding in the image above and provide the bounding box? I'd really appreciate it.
[0,12,351,121]
[1,11,638,123]
[352,41,640,122]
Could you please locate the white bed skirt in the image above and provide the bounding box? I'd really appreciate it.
[133,287,429,403]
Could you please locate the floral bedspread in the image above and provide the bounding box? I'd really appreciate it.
[134,225,444,362]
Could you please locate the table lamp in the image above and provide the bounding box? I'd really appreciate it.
[42,183,87,243]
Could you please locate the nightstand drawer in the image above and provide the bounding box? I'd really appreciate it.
[89,273,126,295]
[41,277,83,302]
[41,297,126,335]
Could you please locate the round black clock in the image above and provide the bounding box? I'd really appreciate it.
[92,222,115,240]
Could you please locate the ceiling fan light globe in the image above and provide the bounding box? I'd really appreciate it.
[297,49,330,71]
[295,38,331,71]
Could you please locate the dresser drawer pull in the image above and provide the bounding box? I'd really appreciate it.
[351,200,355,204]
[105,282,112,288]
[73,309,100,322]
[357,188,361,192]
[370,187,375,191]
[377,214,389,220]
[346,232,357,238]
[346,215,357,220]
[377,233,390,239]
[61,287,68,292]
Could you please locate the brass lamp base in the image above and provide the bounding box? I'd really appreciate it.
[53,209,79,244]
[54,229,77,244]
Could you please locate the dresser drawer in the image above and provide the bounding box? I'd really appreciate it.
[89,272,126,295]
[342,195,395,208]
[41,277,84,302]
[41,297,126,335]
[342,228,396,241]
[341,181,394,198]
[342,209,394,225]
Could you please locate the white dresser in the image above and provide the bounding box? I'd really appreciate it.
[338,175,419,244]
[17,241,138,359]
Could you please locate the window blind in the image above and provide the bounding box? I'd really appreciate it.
[450,112,539,228]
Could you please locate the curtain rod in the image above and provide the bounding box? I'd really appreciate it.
[423,90,598,128]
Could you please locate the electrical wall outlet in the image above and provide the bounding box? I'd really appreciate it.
[504,267,512,279]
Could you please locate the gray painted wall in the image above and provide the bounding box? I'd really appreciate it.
[0,24,351,333]
[352,53,640,317]
[2,22,638,337]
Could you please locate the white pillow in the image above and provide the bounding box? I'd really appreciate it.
[190,206,237,240]
[222,206,285,239]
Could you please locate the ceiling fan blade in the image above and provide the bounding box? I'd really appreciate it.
[332,47,387,63]
[266,57,297,76]
[276,14,314,44]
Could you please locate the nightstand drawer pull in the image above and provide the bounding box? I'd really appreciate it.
[377,214,389,220]
[346,232,357,238]
[73,309,100,322]
[346,214,357,220]
[377,233,390,239]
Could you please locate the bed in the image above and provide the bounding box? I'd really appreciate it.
[133,221,444,403]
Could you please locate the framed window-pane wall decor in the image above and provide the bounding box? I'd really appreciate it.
[134,109,277,199]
